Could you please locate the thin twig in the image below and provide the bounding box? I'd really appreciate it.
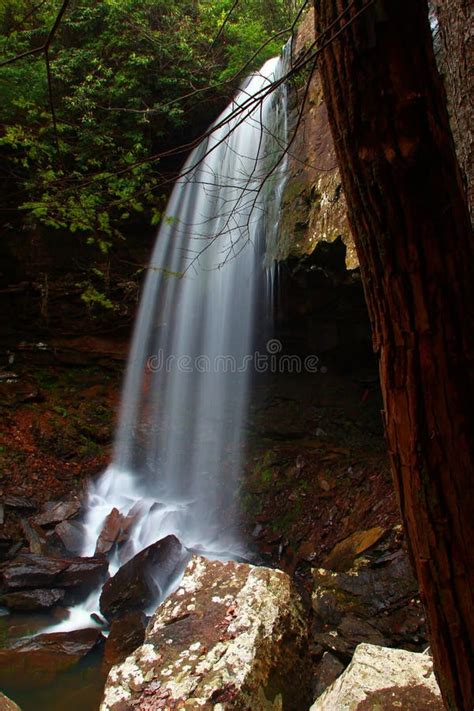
[208,0,240,53]
[45,47,60,157]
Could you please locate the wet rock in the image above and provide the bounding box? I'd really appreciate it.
[100,535,185,621]
[113,502,143,548]
[311,550,426,657]
[104,611,147,666]
[91,612,106,625]
[59,556,109,597]
[55,520,85,555]
[101,555,311,711]
[310,643,443,710]
[1,553,108,598]
[2,496,36,511]
[0,628,102,686]
[322,526,385,572]
[20,519,50,555]
[120,502,142,536]
[1,553,69,589]
[1,588,65,611]
[95,508,125,556]
[313,651,345,700]
[33,499,81,527]
[0,692,22,711]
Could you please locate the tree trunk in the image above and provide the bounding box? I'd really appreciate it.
[314,1,474,709]
[433,0,473,222]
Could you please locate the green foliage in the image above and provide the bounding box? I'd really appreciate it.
[78,283,115,311]
[52,404,69,417]
[0,0,296,251]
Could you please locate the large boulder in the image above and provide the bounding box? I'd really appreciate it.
[310,643,444,710]
[99,534,185,621]
[101,556,311,710]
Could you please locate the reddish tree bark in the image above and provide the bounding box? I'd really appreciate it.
[314,1,474,709]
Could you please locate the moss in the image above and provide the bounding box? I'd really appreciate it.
[34,414,105,461]
[52,405,69,418]
[260,468,273,485]
[78,439,103,458]
[272,500,302,534]
[243,448,282,495]
[240,491,263,517]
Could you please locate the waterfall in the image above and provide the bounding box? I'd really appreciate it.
[80,52,289,572]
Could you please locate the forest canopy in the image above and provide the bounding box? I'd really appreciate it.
[0,0,298,252]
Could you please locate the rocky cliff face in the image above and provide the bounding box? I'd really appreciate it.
[276,9,358,270]
[433,0,473,222]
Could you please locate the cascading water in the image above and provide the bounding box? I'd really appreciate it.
[55,52,290,629]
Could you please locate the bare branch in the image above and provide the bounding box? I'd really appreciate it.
[207,0,240,53]
[2,0,375,254]
[45,47,60,157]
